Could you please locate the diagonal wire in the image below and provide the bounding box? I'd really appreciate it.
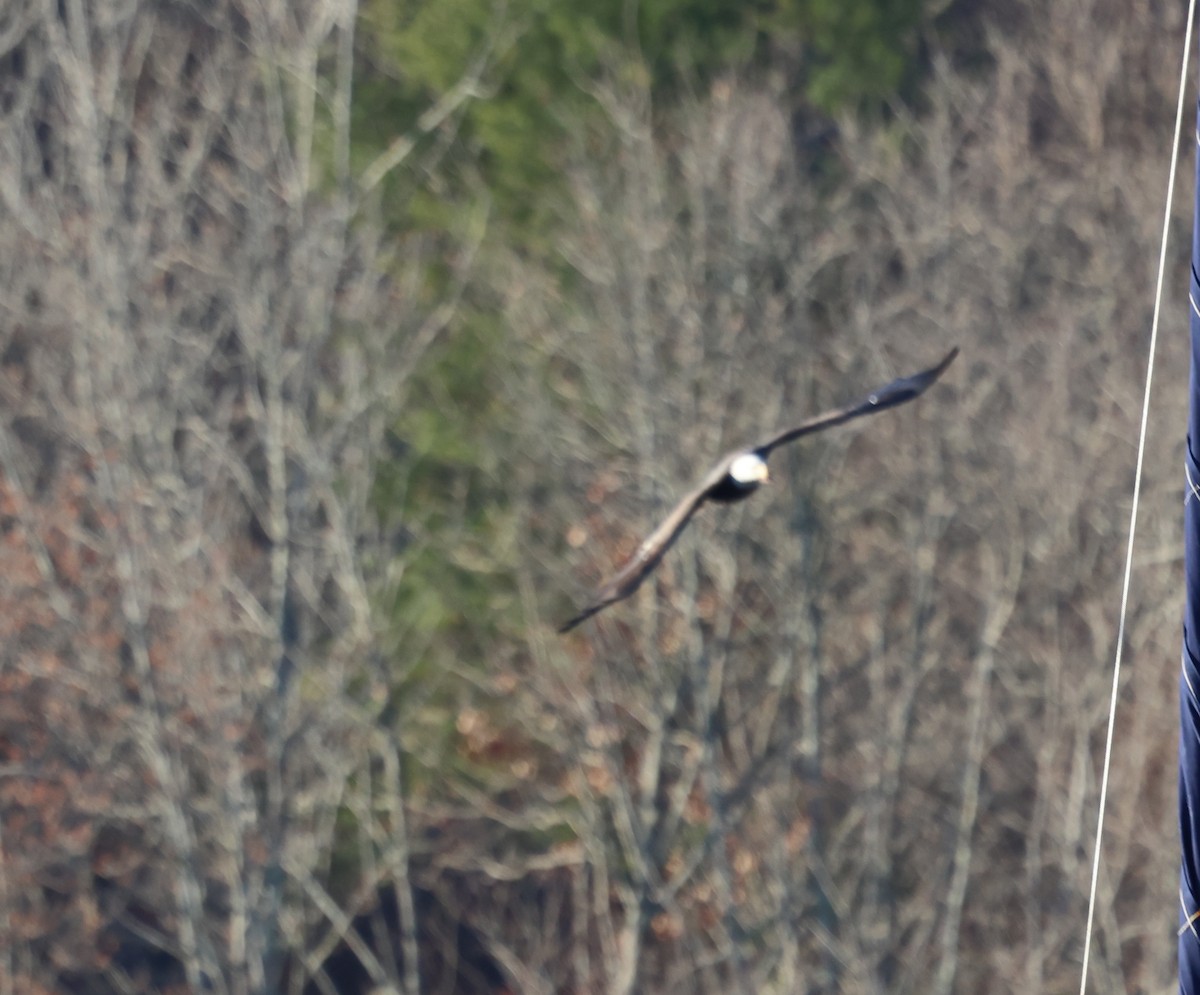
[1078,2,1197,991]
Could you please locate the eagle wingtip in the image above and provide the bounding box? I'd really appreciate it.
[558,604,597,634]
[913,345,959,394]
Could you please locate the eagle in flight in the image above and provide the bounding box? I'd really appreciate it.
[559,347,958,633]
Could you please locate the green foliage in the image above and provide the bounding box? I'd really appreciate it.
[369,296,528,666]
[356,0,936,237]
[773,0,926,110]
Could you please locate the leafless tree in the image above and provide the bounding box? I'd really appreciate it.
[473,1,1190,992]
[0,1,494,992]
[0,0,1190,992]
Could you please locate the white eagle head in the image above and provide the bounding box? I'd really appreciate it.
[729,452,770,486]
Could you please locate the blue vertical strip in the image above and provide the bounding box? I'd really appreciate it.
[1180,40,1200,988]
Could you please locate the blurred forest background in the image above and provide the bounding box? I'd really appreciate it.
[0,0,1192,992]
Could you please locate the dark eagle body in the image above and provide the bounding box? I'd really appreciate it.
[703,470,761,503]
[559,347,959,633]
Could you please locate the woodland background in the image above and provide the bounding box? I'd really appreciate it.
[0,0,1191,992]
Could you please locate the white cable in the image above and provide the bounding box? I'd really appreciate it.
[1078,3,1196,991]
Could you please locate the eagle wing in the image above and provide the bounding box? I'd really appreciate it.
[752,347,958,457]
[558,457,734,633]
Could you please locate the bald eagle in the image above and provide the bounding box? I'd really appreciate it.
[559,347,958,633]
